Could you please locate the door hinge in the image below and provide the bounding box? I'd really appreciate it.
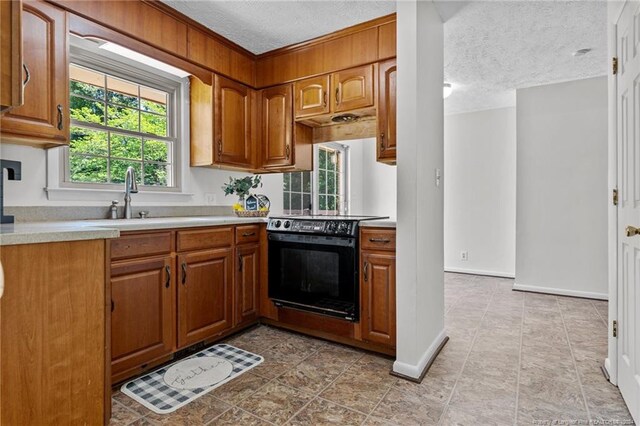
[613,320,618,338]
[613,188,619,206]
[613,57,619,75]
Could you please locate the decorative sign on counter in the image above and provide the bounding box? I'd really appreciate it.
[245,195,258,211]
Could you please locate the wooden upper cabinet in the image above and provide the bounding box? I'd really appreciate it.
[294,75,330,119]
[0,0,23,112]
[215,74,254,168]
[261,84,294,168]
[177,247,234,348]
[110,256,175,381]
[332,64,374,113]
[377,59,397,164]
[360,250,396,347]
[1,0,68,145]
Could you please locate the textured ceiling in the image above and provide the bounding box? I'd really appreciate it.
[160,0,606,115]
[444,1,607,114]
[161,0,396,54]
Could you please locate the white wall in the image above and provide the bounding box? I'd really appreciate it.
[342,138,397,218]
[515,76,608,299]
[444,107,516,277]
[394,0,446,379]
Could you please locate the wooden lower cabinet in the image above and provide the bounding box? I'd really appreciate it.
[110,255,175,382]
[177,248,234,348]
[235,243,260,326]
[360,249,396,347]
[0,240,107,425]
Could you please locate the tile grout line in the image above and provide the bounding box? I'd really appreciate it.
[436,280,501,426]
[281,351,367,424]
[513,290,526,425]
[556,297,592,423]
[591,300,608,328]
[360,385,396,426]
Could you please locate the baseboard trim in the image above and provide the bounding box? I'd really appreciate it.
[445,267,515,279]
[512,283,608,301]
[391,329,448,383]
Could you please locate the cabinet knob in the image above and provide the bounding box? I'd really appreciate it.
[22,64,30,88]
[165,265,171,288]
[217,139,222,157]
[285,144,291,160]
[363,261,369,282]
[380,133,385,151]
[181,262,187,284]
[323,91,327,108]
[335,87,340,106]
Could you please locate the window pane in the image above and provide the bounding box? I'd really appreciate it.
[69,155,108,183]
[319,149,326,169]
[143,163,169,186]
[110,134,142,160]
[70,80,105,100]
[327,172,336,195]
[70,127,108,156]
[110,160,142,184]
[303,194,311,211]
[291,172,301,192]
[141,99,167,115]
[107,105,139,131]
[107,90,139,108]
[319,195,327,211]
[291,193,302,211]
[302,171,311,193]
[141,86,167,107]
[144,139,170,162]
[107,76,138,99]
[141,112,167,136]
[283,194,290,210]
[327,195,336,211]
[319,170,326,194]
[70,65,104,90]
[283,173,291,191]
[70,96,105,125]
[327,151,336,171]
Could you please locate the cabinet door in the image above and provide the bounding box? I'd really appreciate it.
[360,251,396,347]
[214,74,253,168]
[1,0,68,144]
[294,75,330,119]
[235,243,260,326]
[111,256,175,378]
[177,247,233,348]
[332,64,374,113]
[0,0,23,111]
[261,84,293,168]
[377,59,396,163]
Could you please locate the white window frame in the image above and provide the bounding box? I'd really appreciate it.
[312,143,350,215]
[46,36,193,202]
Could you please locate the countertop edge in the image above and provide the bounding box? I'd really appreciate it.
[359,220,397,228]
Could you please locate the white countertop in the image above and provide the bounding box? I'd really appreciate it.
[360,219,397,228]
[0,216,268,246]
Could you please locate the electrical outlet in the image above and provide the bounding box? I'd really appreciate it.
[204,193,217,205]
[461,251,469,261]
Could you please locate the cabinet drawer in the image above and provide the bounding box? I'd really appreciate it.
[177,227,233,252]
[111,232,172,260]
[235,225,260,245]
[360,228,396,251]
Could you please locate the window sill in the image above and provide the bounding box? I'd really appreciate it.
[45,187,194,202]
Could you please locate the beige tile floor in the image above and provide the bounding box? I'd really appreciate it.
[110,273,635,425]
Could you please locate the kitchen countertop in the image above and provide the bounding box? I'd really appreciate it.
[0,216,268,246]
[360,219,396,228]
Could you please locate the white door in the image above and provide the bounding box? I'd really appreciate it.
[617,1,640,423]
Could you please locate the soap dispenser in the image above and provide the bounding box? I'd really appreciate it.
[109,200,119,220]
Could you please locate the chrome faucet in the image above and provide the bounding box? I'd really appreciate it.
[123,166,138,219]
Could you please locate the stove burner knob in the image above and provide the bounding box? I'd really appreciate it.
[274,220,282,228]
[283,220,291,229]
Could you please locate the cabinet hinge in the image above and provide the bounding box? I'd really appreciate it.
[613,57,619,75]
[613,188,619,206]
[613,320,618,338]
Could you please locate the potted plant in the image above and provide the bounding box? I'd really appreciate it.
[222,175,264,215]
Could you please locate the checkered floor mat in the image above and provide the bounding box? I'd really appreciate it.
[121,344,263,414]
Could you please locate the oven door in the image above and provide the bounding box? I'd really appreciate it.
[268,232,358,321]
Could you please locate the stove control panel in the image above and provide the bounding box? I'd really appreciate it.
[267,218,356,236]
